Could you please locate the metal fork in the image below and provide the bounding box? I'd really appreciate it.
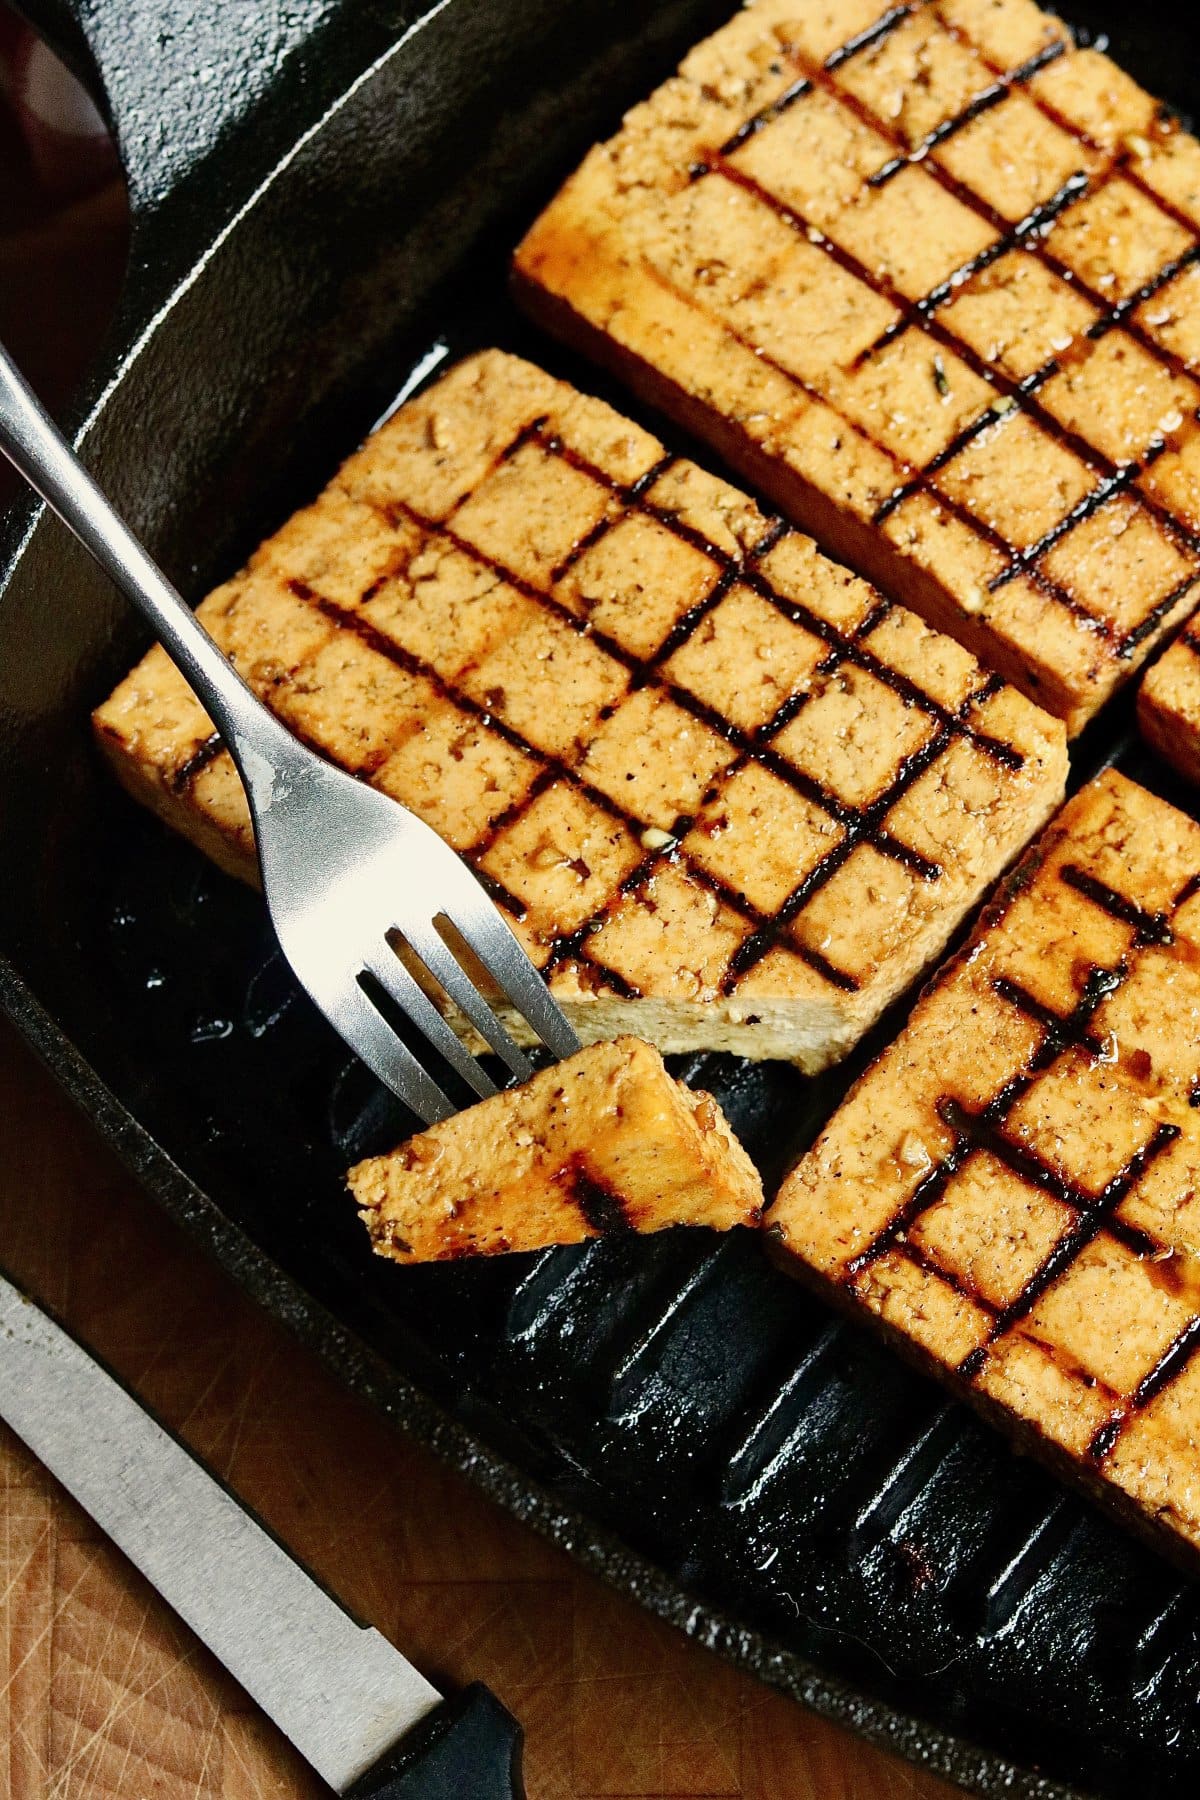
[0,347,580,1123]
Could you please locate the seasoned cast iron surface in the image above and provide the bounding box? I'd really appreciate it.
[4,4,1200,1796]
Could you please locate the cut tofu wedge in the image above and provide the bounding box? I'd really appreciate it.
[349,1035,763,1261]
[95,349,1066,1071]
[1140,629,1200,785]
[514,0,1200,734]
[769,770,1200,1569]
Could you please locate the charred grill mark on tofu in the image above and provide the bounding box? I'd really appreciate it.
[823,2,918,71]
[517,3,1200,730]
[834,13,1200,333]
[770,774,1200,1533]
[168,731,223,793]
[1131,1314,1200,1410]
[853,988,1179,1319]
[717,77,813,158]
[570,1160,634,1235]
[1117,571,1200,660]
[988,972,1109,1057]
[985,470,1146,587]
[871,387,1052,517]
[549,450,680,581]
[784,57,1192,380]
[863,29,1200,398]
[1086,243,1200,351]
[1087,1315,1200,1464]
[648,565,740,663]
[281,538,907,990]
[1057,866,1174,947]
[543,428,1028,734]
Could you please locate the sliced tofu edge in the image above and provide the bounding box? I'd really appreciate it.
[1139,635,1200,787]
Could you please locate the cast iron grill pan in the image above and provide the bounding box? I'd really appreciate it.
[2,2,1199,1793]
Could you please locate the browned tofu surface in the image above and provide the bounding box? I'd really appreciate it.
[514,0,1200,734]
[768,770,1200,1567]
[1140,629,1200,785]
[94,349,1065,1071]
[348,1035,763,1261]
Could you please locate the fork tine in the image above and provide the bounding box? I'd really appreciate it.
[333,977,457,1125]
[362,950,499,1103]
[437,902,581,1061]
[399,920,535,1083]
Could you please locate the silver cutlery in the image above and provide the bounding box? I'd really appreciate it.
[0,1269,526,1797]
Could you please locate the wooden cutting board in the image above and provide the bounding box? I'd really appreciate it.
[0,1016,961,1799]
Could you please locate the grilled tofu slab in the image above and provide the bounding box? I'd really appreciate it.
[1140,629,1200,786]
[349,1035,762,1261]
[95,349,1065,1071]
[514,0,1200,735]
[769,769,1200,1568]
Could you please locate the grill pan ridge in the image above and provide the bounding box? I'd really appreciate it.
[2,2,1199,1794]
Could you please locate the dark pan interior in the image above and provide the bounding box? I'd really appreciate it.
[3,3,1200,1795]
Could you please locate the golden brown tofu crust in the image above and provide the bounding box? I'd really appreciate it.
[94,349,1065,1071]
[348,1035,763,1261]
[1139,629,1200,786]
[768,770,1200,1571]
[513,0,1200,735]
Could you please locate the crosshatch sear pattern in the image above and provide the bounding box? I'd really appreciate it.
[769,769,1200,1566]
[514,0,1200,734]
[1141,629,1200,787]
[93,350,1066,1071]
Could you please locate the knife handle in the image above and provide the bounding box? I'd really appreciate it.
[346,1683,525,1800]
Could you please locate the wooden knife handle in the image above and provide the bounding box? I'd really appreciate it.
[346,1683,526,1800]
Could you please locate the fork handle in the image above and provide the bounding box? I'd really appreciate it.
[0,342,294,800]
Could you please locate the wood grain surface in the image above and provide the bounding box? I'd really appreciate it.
[0,1018,962,1798]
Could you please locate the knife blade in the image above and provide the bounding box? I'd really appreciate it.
[0,1269,524,1798]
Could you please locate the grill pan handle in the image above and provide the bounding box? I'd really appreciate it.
[12,0,343,220]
